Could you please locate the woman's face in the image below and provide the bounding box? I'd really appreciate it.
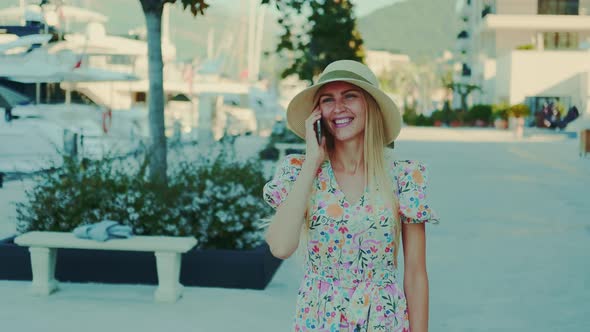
[317,81,366,143]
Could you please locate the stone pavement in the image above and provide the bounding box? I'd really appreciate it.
[0,127,589,331]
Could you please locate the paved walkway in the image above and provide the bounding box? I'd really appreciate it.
[1,127,589,331]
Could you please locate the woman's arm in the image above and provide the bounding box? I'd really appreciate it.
[265,160,319,259]
[402,222,429,332]
[265,109,326,259]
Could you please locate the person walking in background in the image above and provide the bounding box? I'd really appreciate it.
[263,60,440,332]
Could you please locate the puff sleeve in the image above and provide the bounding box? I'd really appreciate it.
[262,154,305,209]
[395,160,440,224]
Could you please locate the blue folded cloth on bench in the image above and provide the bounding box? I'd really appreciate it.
[73,220,133,242]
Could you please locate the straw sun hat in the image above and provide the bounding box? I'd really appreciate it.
[286,60,402,145]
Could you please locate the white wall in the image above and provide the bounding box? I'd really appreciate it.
[499,51,590,111]
[496,30,536,54]
[495,53,512,103]
[496,0,537,15]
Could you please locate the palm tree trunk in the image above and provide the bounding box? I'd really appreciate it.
[144,6,167,184]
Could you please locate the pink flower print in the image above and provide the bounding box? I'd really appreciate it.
[370,246,378,253]
[384,284,400,298]
[338,226,349,234]
[272,191,281,202]
[328,228,335,234]
[364,205,374,213]
[305,307,310,314]
[328,247,333,253]
[312,245,320,253]
[343,202,349,208]
[376,305,383,312]
[319,281,330,295]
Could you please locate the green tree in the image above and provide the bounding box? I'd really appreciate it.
[139,0,209,184]
[262,0,365,83]
[444,82,481,112]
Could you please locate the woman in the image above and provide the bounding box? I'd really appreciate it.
[263,60,439,332]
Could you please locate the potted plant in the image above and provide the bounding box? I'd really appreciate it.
[430,110,445,127]
[1,148,282,290]
[449,109,463,127]
[492,104,509,129]
[508,103,531,139]
[469,104,493,127]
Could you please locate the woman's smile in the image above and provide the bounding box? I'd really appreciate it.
[333,117,354,128]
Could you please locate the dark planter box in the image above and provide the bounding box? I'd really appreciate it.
[0,236,283,290]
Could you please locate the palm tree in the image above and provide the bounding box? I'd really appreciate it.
[138,0,209,184]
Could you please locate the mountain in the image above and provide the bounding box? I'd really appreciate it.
[81,0,456,67]
[357,0,458,61]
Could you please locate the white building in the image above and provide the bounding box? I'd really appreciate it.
[455,0,590,116]
[365,50,411,78]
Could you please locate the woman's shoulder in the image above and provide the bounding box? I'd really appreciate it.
[383,150,428,173]
[278,153,306,169]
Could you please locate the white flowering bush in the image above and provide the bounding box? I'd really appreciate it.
[16,150,272,250]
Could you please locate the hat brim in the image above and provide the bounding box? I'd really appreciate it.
[286,78,402,145]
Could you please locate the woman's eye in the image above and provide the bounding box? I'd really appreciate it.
[345,94,358,99]
[321,98,334,104]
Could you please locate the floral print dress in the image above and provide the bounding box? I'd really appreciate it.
[263,151,439,332]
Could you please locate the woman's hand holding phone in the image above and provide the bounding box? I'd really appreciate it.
[304,107,326,170]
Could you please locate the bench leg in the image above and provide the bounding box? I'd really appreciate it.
[29,247,59,295]
[154,252,183,303]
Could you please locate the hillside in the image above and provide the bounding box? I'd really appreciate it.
[82,0,457,67]
[358,0,458,61]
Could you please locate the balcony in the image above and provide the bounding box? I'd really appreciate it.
[479,14,590,32]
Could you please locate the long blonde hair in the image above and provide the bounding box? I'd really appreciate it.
[298,87,401,267]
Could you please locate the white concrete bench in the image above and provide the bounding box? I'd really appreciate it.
[14,231,197,303]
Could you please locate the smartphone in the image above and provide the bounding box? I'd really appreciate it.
[314,119,322,144]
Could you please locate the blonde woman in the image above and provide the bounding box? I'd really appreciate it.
[263,60,439,332]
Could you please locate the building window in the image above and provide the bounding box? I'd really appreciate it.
[461,63,472,77]
[543,32,579,49]
[538,0,579,15]
[135,92,146,103]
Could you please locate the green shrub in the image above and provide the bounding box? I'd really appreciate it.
[430,110,444,123]
[468,104,493,123]
[415,114,434,126]
[492,103,510,120]
[16,149,273,250]
[516,44,535,50]
[508,104,531,118]
[402,107,418,126]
